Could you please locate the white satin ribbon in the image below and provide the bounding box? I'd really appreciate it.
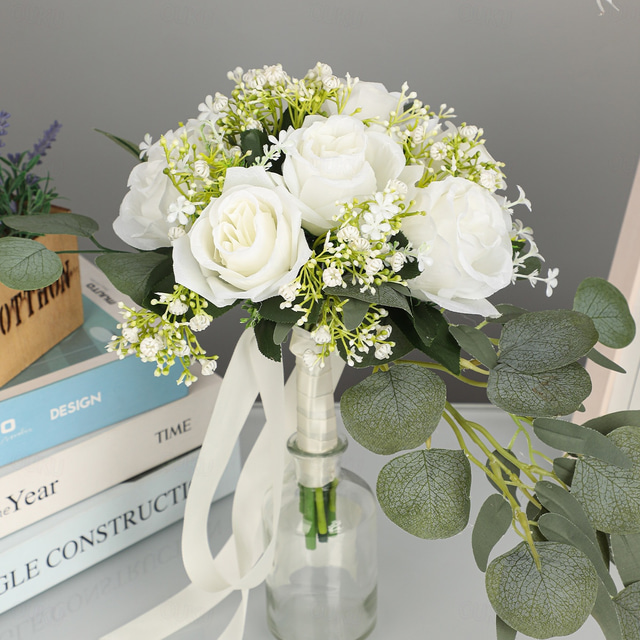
[101,328,344,640]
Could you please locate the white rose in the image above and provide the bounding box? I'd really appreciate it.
[113,159,180,250]
[172,166,312,307]
[402,176,513,316]
[325,81,401,127]
[114,119,207,250]
[282,114,409,234]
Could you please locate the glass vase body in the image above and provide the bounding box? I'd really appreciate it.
[264,435,377,640]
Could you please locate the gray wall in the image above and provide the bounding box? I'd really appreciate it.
[2,0,639,400]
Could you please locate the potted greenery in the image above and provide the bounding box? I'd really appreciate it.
[0,113,84,386]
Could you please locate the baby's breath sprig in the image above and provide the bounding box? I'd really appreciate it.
[107,285,218,387]
[279,183,420,367]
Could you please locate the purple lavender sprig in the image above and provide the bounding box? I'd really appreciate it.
[0,111,10,148]
[28,120,62,165]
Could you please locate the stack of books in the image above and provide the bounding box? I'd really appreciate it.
[0,258,241,614]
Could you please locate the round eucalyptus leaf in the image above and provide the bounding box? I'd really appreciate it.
[376,448,471,539]
[498,309,598,374]
[340,364,446,454]
[615,582,640,640]
[574,277,636,349]
[486,541,599,639]
[487,362,592,418]
[1,212,99,237]
[0,237,63,290]
[572,426,640,534]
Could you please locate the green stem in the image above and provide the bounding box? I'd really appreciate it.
[397,359,488,388]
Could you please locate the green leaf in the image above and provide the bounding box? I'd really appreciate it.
[257,296,304,324]
[273,322,294,345]
[377,448,471,539]
[533,419,633,469]
[598,530,612,569]
[572,426,640,534]
[240,128,269,166]
[0,237,63,289]
[611,534,640,587]
[538,512,617,596]
[450,324,498,369]
[588,347,627,374]
[95,128,143,159]
[535,480,599,546]
[584,411,640,436]
[472,494,512,572]
[498,310,598,374]
[553,457,576,486]
[341,297,370,331]
[340,364,446,454]
[591,580,624,640]
[614,581,640,639]
[485,541,599,639]
[1,212,99,237]
[487,362,592,418]
[325,281,411,314]
[253,320,281,362]
[96,251,173,308]
[419,317,461,374]
[574,277,636,349]
[496,616,517,640]
[486,449,521,503]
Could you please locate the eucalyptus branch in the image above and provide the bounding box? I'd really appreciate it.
[397,359,488,387]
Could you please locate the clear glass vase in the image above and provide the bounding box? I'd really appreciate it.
[264,435,377,640]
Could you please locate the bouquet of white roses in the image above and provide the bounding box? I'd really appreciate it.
[1,62,638,640]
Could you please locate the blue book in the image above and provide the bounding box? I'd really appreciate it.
[0,444,241,614]
[0,259,188,466]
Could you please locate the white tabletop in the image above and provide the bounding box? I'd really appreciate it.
[0,405,604,640]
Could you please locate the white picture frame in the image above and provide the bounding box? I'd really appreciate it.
[582,158,640,420]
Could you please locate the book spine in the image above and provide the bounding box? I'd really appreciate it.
[0,354,188,467]
[0,375,222,539]
[0,446,241,615]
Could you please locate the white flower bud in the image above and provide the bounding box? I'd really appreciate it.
[430,141,448,161]
[365,257,384,276]
[122,326,139,343]
[336,225,360,243]
[322,267,344,288]
[389,252,407,272]
[189,313,211,332]
[193,159,210,179]
[278,283,298,303]
[140,336,163,359]
[387,179,408,195]
[374,343,393,360]
[460,125,479,139]
[350,237,371,252]
[174,341,191,357]
[200,359,218,376]
[213,92,228,112]
[322,75,341,90]
[312,325,331,344]
[167,299,189,316]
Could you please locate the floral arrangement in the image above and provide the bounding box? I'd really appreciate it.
[0,63,638,640]
[0,112,62,233]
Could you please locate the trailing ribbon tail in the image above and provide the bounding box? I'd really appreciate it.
[101,328,343,640]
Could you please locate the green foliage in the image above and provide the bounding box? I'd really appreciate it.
[254,319,282,362]
[487,362,592,417]
[591,581,624,640]
[1,212,99,237]
[95,129,142,160]
[486,449,521,502]
[376,448,471,539]
[240,129,269,166]
[611,534,640,588]
[0,236,62,289]
[614,581,640,639]
[574,277,636,349]
[340,363,446,454]
[485,542,599,639]
[96,251,175,309]
[496,616,518,640]
[450,324,497,369]
[472,494,512,572]
[572,427,640,534]
[583,410,640,436]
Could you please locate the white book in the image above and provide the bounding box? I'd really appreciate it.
[0,445,241,615]
[0,373,222,539]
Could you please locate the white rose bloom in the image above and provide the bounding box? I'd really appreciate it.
[282,114,409,234]
[402,176,513,316]
[114,119,207,250]
[173,166,312,308]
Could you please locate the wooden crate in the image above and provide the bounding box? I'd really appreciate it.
[0,230,84,387]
